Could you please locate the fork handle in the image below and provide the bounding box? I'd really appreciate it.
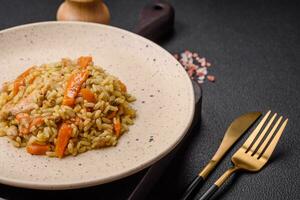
[180,175,205,200]
[198,184,219,200]
[198,166,239,200]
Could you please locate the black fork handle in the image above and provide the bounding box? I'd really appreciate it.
[198,184,219,200]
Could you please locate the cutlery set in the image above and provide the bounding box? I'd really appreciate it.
[181,111,288,200]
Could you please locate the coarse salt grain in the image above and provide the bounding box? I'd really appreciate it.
[207,75,216,82]
[174,50,215,84]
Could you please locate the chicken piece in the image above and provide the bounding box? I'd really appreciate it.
[0,85,49,118]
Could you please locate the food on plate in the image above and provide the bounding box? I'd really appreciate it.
[0,56,136,158]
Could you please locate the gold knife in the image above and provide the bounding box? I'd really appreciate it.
[180,112,262,200]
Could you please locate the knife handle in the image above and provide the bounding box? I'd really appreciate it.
[180,160,217,200]
[180,175,205,200]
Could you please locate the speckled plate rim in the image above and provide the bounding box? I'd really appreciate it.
[0,21,195,190]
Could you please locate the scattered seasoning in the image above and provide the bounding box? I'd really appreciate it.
[174,50,216,84]
[207,75,215,82]
[149,136,154,142]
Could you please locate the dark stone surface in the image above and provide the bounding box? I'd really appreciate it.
[0,0,299,199]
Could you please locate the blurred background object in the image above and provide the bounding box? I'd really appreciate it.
[134,0,174,42]
[57,0,110,24]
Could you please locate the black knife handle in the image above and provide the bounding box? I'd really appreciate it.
[180,176,205,200]
[198,184,219,200]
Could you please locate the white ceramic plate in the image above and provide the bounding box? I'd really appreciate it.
[0,22,194,189]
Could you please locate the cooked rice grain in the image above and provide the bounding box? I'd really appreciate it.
[0,57,136,158]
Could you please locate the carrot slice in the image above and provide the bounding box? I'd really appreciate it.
[27,144,50,155]
[77,56,92,68]
[113,117,121,137]
[13,81,23,95]
[16,115,44,135]
[28,76,36,84]
[16,113,31,135]
[13,67,35,95]
[19,127,30,135]
[29,117,44,129]
[79,88,96,102]
[55,123,72,158]
[62,70,89,107]
[16,113,30,121]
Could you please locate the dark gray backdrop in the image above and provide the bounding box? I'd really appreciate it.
[0,0,299,199]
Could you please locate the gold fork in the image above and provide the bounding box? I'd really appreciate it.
[198,111,288,200]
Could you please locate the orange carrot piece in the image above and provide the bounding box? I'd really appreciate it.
[16,113,30,121]
[55,123,72,158]
[13,81,23,95]
[62,70,89,107]
[79,88,96,102]
[113,117,121,137]
[29,117,44,129]
[16,115,44,135]
[77,56,92,68]
[19,127,30,135]
[16,113,31,134]
[26,144,50,155]
[28,76,36,84]
[13,67,35,95]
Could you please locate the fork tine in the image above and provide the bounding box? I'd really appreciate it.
[260,119,288,159]
[255,116,282,157]
[249,113,277,155]
[243,110,271,151]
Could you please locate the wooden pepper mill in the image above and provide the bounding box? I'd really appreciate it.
[57,0,110,24]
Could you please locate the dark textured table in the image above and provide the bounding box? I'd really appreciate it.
[0,0,299,199]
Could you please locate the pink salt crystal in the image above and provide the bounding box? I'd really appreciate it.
[175,50,215,84]
[197,72,205,77]
[187,69,194,76]
[198,58,206,67]
[184,50,192,55]
[207,75,216,82]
